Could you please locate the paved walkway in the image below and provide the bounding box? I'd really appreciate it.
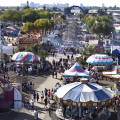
[12,53,69,120]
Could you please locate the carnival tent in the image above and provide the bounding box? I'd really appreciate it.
[86,54,113,65]
[54,82,114,102]
[62,62,89,78]
[11,52,38,62]
[112,49,120,54]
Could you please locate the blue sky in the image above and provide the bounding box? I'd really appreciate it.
[0,0,119,7]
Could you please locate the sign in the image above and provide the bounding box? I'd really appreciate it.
[94,46,104,53]
[19,38,39,44]
[89,40,98,45]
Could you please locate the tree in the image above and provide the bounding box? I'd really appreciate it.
[37,49,49,62]
[17,45,26,52]
[34,19,54,31]
[43,6,46,10]
[97,9,106,16]
[23,1,30,10]
[1,9,22,22]
[90,21,115,41]
[78,13,84,20]
[64,7,71,15]
[22,22,35,33]
[22,8,40,22]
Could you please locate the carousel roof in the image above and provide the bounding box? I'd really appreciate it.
[55,82,114,102]
[63,62,89,78]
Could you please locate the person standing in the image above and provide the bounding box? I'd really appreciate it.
[37,93,39,102]
[47,95,50,105]
[55,52,57,58]
[44,88,48,97]
[27,100,30,110]
[30,99,34,110]
[33,92,36,101]
[41,91,44,102]
[47,89,50,97]
[44,97,47,108]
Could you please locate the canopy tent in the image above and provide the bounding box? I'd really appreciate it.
[62,62,89,78]
[86,54,113,65]
[102,70,120,79]
[11,52,38,62]
[47,34,57,38]
[53,30,59,35]
[112,49,120,54]
[54,81,114,103]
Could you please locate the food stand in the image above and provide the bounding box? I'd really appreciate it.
[103,66,120,91]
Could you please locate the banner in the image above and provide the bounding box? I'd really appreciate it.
[11,75,16,83]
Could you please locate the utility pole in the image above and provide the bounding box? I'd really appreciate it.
[0,16,2,61]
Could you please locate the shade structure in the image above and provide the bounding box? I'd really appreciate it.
[12,52,38,62]
[62,62,89,78]
[103,70,120,79]
[86,54,113,65]
[54,82,114,103]
[112,49,120,54]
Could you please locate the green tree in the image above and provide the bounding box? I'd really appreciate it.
[22,8,40,22]
[97,9,106,16]
[43,6,46,10]
[34,19,54,31]
[17,45,26,52]
[64,7,71,15]
[22,22,35,33]
[23,1,30,10]
[37,49,49,62]
[90,21,115,40]
[78,12,84,19]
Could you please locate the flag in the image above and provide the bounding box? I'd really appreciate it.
[26,33,28,38]
[89,15,93,19]
[10,75,16,83]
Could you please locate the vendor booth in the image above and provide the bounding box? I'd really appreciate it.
[54,79,114,119]
[103,66,120,91]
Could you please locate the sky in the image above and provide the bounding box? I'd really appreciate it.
[0,0,119,7]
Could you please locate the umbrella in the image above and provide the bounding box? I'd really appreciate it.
[12,52,38,62]
[54,82,114,103]
[62,62,89,78]
[86,54,113,65]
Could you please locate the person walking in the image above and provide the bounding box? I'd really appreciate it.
[47,95,50,105]
[44,97,47,108]
[51,88,54,100]
[55,71,57,79]
[33,92,36,101]
[27,100,30,110]
[52,71,54,78]
[44,88,48,97]
[37,93,39,102]
[34,109,38,120]
[30,99,34,110]
[55,52,57,58]
[41,91,44,102]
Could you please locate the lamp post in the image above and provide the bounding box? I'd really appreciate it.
[0,16,2,61]
[111,32,113,54]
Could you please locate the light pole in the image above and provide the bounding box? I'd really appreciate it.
[0,16,2,61]
[111,32,113,54]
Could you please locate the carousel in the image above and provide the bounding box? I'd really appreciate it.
[54,79,114,119]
